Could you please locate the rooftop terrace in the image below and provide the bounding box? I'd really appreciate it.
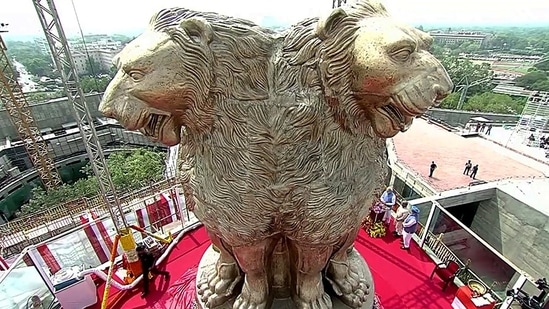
[391,119,548,192]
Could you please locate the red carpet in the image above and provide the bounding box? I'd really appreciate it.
[91,226,454,309]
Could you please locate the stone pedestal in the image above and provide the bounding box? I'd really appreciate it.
[196,246,375,309]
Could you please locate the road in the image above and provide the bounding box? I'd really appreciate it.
[12,60,38,92]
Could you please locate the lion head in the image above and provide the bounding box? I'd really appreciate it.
[281,0,453,138]
[99,8,274,146]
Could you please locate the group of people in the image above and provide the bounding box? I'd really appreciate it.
[463,160,479,179]
[474,122,492,135]
[378,187,420,250]
[528,133,548,148]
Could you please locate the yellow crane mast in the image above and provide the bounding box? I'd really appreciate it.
[0,25,62,190]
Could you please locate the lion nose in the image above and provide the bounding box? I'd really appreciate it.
[99,101,115,118]
[433,84,451,101]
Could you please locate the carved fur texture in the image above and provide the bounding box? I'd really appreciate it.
[99,1,453,308]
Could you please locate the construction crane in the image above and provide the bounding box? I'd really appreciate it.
[0,23,62,190]
[31,0,127,233]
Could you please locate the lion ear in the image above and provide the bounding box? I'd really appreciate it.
[179,17,214,45]
[316,8,348,40]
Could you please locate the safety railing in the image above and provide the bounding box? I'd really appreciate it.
[0,197,200,309]
[421,229,502,303]
[0,178,178,257]
[410,199,540,308]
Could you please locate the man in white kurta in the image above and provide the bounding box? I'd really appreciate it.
[401,206,420,250]
[380,187,396,225]
[393,201,410,237]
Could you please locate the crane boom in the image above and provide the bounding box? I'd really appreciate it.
[0,34,62,190]
[31,0,127,232]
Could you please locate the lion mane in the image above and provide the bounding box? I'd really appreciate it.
[148,8,276,133]
[277,1,389,137]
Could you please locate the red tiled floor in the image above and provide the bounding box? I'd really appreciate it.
[93,226,454,309]
[392,119,544,192]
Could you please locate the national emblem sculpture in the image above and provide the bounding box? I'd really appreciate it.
[98,1,453,309]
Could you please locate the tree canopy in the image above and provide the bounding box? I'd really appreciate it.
[80,75,111,93]
[19,149,166,216]
[514,71,549,91]
[6,41,54,77]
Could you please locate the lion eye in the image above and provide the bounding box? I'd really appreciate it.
[391,48,413,62]
[128,71,144,81]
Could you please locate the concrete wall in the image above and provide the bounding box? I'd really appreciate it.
[425,108,520,127]
[471,189,549,280]
[0,93,103,140]
[406,187,496,223]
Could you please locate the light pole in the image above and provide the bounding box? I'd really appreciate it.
[455,76,492,110]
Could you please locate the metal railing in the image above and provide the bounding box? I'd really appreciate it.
[0,177,178,257]
[420,226,504,304]
[390,192,506,304]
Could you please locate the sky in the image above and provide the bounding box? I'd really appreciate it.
[1,0,549,39]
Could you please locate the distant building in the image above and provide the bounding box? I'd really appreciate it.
[33,37,49,55]
[37,35,123,75]
[429,30,490,47]
[492,85,533,97]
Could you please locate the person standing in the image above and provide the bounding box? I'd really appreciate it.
[380,187,396,225]
[137,245,170,297]
[463,160,472,175]
[393,201,411,237]
[470,164,479,179]
[401,206,420,250]
[429,161,437,178]
[485,124,492,135]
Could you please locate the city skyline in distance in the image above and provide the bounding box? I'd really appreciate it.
[2,0,549,40]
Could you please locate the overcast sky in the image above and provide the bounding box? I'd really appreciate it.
[1,0,548,39]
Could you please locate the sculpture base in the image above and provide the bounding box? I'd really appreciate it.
[195,246,375,309]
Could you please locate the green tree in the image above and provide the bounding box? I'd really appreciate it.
[437,53,493,95]
[80,76,111,93]
[25,90,64,103]
[84,57,105,76]
[533,59,549,72]
[18,149,165,216]
[514,71,548,90]
[439,92,461,109]
[5,41,54,77]
[463,92,525,114]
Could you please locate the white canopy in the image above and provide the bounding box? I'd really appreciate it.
[470,116,491,122]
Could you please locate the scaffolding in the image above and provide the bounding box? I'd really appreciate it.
[0,28,62,190]
[31,0,127,233]
[517,91,549,133]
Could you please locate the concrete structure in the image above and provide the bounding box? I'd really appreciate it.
[0,93,103,140]
[71,47,121,75]
[517,91,549,133]
[424,108,519,128]
[429,30,490,47]
[492,84,534,97]
[387,118,549,288]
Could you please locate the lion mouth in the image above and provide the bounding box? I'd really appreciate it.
[381,102,406,127]
[138,113,180,146]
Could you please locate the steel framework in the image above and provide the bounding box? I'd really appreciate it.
[518,91,549,133]
[31,0,127,232]
[0,32,62,190]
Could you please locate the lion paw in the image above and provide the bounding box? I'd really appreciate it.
[197,262,242,308]
[232,285,267,309]
[294,290,333,309]
[326,260,370,309]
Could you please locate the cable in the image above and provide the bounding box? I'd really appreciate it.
[70,0,101,92]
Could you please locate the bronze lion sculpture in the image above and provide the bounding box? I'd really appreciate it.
[99,1,452,309]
